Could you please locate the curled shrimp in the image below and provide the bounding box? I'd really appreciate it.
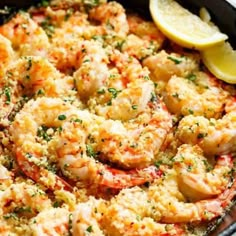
[88,1,129,37]
[89,50,152,120]
[11,97,161,190]
[148,169,236,223]
[0,35,15,77]
[173,144,234,201]
[56,110,162,188]
[0,36,16,124]
[0,12,49,57]
[176,96,236,155]
[73,40,110,100]
[101,186,185,236]
[121,14,165,59]
[72,197,106,236]
[96,93,172,169]
[5,56,73,98]
[0,182,51,219]
[30,207,70,236]
[11,98,77,191]
[142,50,199,93]
[164,72,229,118]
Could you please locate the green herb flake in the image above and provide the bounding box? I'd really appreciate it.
[37,89,45,95]
[97,88,105,94]
[4,87,11,104]
[58,114,67,120]
[86,144,97,158]
[116,40,125,51]
[186,73,197,82]
[68,213,73,236]
[26,58,32,71]
[53,201,60,208]
[197,133,207,139]
[86,225,93,233]
[83,59,90,63]
[167,56,182,64]
[188,109,194,115]
[131,105,138,110]
[108,87,120,98]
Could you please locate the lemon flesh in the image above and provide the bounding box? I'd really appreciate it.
[150,0,228,50]
[201,42,236,84]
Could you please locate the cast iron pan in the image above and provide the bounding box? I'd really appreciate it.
[0,0,235,235]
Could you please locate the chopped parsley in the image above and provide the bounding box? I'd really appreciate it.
[186,73,197,82]
[108,88,120,98]
[86,225,93,233]
[58,114,67,120]
[167,56,182,64]
[86,144,97,158]
[131,105,138,110]
[3,87,11,104]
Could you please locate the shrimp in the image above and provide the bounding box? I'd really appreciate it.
[11,97,161,190]
[164,72,229,118]
[72,197,106,236]
[4,56,74,98]
[101,186,185,236]
[96,94,172,169]
[10,98,77,191]
[173,144,234,201]
[0,164,13,191]
[101,167,235,232]
[0,182,51,219]
[88,1,129,37]
[148,169,236,223]
[0,12,49,57]
[0,36,16,124]
[176,96,236,155]
[56,112,162,188]
[121,14,165,59]
[142,50,199,93]
[0,35,15,77]
[86,49,156,120]
[30,208,70,236]
[73,40,110,100]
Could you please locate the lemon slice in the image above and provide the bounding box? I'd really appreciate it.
[149,0,228,50]
[201,42,236,84]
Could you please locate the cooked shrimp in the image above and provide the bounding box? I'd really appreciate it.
[96,95,172,169]
[0,35,15,77]
[72,197,106,236]
[10,97,77,191]
[0,12,49,57]
[142,50,199,93]
[11,97,161,190]
[0,182,51,219]
[176,97,236,155]
[73,40,110,100]
[30,208,70,236]
[121,14,165,59]
[149,169,236,223]
[89,1,129,37]
[56,114,162,188]
[101,186,185,236]
[0,164,13,191]
[5,56,74,98]
[164,72,229,118]
[173,144,233,201]
[0,36,16,124]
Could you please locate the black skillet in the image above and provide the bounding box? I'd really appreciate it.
[0,0,235,235]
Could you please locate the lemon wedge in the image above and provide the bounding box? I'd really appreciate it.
[149,0,228,50]
[201,42,236,84]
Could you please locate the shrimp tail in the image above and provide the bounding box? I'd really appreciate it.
[16,149,73,192]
